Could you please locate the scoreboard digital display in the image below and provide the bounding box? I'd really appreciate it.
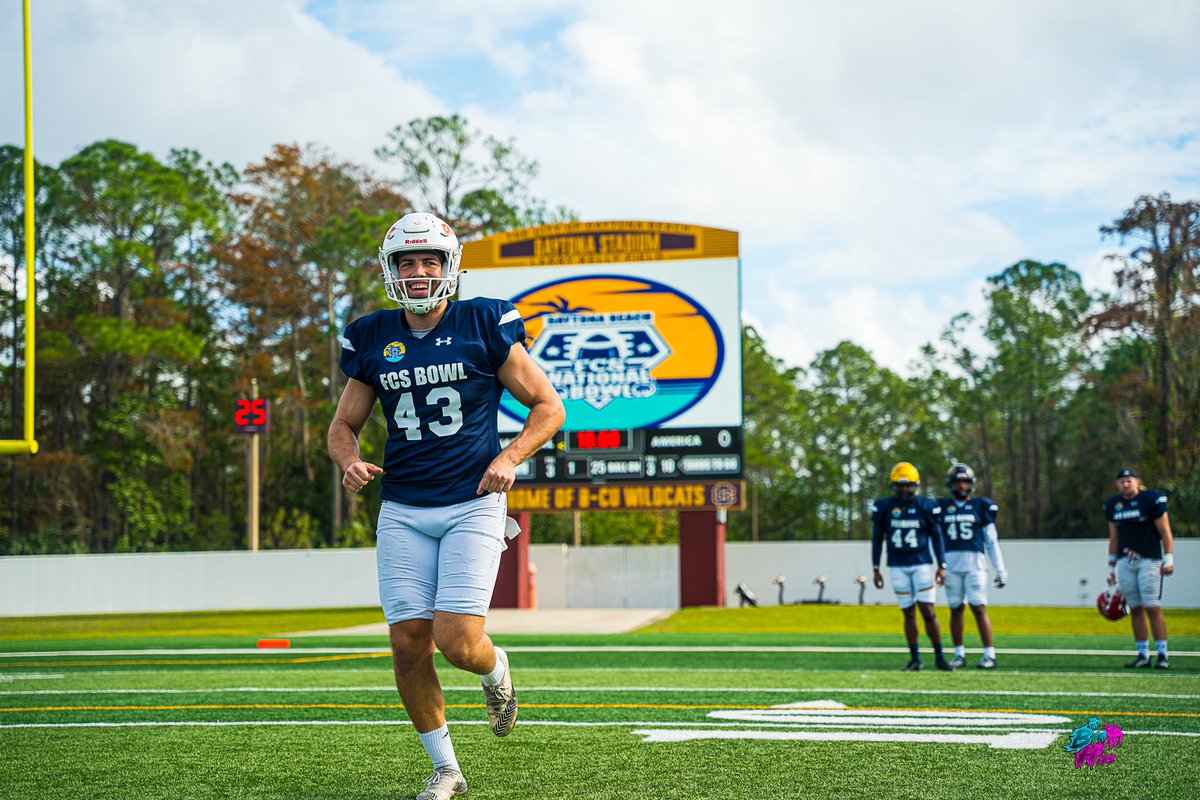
[566,429,633,452]
[506,425,741,484]
[233,397,269,434]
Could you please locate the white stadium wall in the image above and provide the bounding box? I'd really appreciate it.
[1,540,1197,616]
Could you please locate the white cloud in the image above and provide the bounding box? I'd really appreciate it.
[2,0,1198,372]
[0,0,441,169]
[754,278,991,375]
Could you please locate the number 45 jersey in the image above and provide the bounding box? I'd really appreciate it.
[338,298,526,507]
[936,496,1002,573]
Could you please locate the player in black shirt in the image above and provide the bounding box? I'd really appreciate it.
[1104,467,1176,669]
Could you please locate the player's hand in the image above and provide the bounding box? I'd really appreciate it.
[342,461,383,493]
[1106,570,1117,587]
[477,454,517,495]
[935,567,946,586]
[872,569,884,590]
[1162,563,1175,576]
[993,571,1008,589]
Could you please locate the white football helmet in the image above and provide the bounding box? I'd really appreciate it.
[377,212,462,314]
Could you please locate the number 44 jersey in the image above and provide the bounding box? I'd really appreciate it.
[870,496,945,568]
[338,298,526,507]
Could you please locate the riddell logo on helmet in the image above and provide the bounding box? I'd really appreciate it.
[405,238,429,245]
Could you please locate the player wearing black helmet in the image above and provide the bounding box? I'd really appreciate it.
[936,463,1007,669]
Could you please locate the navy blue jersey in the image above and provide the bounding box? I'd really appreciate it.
[338,298,525,507]
[871,496,945,568]
[1104,489,1168,559]
[936,496,998,554]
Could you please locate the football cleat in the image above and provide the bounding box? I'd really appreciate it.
[1124,654,1152,669]
[977,655,996,670]
[1155,655,1169,670]
[935,657,954,672]
[416,767,467,800]
[948,655,966,670]
[482,647,518,736]
[902,659,923,672]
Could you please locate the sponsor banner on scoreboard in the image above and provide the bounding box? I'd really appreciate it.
[463,260,740,431]
[507,480,745,513]
[457,221,741,434]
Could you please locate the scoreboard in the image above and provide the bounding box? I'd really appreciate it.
[459,221,745,512]
[507,426,741,483]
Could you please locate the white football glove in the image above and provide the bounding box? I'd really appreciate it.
[993,571,1008,589]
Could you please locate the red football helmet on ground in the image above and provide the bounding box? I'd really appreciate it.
[1097,588,1127,621]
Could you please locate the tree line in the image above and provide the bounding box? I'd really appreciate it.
[1,121,1196,552]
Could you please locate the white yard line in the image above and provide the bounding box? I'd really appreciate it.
[2,645,1197,658]
[2,685,1199,700]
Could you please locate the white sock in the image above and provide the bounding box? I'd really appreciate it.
[1155,639,1168,657]
[953,645,966,658]
[1136,640,1150,657]
[418,724,459,772]
[481,646,507,687]
[983,646,995,659]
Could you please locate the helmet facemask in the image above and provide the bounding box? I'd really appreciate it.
[377,213,463,315]
[380,251,460,315]
[945,463,976,500]
[888,462,920,501]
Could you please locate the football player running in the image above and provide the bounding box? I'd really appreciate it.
[328,212,565,800]
[1105,467,1176,670]
[871,462,952,671]
[936,463,1008,669]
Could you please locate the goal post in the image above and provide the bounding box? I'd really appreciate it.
[2,0,38,456]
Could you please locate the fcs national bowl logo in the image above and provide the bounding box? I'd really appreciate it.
[382,341,406,363]
[505,275,724,428]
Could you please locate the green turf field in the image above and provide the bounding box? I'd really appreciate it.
[2,606,1197,799]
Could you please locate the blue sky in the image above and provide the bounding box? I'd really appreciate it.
[2,0,1198,373]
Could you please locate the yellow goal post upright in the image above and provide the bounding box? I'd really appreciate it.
[1,0,38,455]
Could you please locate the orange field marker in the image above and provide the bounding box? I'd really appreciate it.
[256,638,291,648]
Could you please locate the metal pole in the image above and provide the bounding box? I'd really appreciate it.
[249,379,260,551]
[572,510,581,547]
[22,0,36,454]
[1,0,38,456]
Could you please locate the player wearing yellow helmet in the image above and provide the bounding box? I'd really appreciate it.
[871,462,951,671]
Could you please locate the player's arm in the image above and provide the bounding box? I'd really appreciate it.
[480,342,566,495]
[1156,513,1175,575]
[327,377,383,492]
[929,505,946,586]
[1106,521,1119,585]
[871,508,885,589]
[984,523,1007,587]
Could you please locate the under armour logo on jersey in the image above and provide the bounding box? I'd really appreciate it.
[436,337,453,346]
